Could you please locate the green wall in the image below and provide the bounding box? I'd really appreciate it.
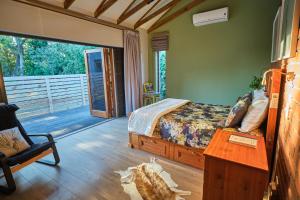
[148,0,279,105]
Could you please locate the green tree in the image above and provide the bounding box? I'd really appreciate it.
[159,51,166,98]
[13,37,27,76]
[0,35,96,77]
[23,39,48,75]
[27,42,91,75]
[0,36,16,76]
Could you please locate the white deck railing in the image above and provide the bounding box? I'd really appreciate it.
[4,74,92,119]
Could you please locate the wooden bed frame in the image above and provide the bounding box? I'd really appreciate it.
[129,69,282,170]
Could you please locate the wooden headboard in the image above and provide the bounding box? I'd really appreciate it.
[265,69,282,167]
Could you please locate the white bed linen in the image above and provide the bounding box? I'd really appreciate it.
[128,98,190,136]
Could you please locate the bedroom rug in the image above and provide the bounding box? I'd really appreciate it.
[115,158,191,200]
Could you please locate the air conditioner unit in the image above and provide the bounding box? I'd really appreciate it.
[193,7,229,27]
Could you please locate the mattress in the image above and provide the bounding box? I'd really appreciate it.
[153,102,231,148]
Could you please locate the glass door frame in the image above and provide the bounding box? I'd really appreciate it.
[84,48,109,118]
[0,65,8,104]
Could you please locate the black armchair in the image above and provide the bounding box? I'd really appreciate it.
[0,104,60,194]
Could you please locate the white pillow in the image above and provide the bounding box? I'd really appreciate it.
[252,89,266,102]
[0,127,30,157]
[239,96,269,132]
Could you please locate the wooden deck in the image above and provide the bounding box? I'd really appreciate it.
[21,106,107,138]
[0,118,204,200]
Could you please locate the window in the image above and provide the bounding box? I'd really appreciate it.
[155,50,166,98]
[151,31,168,99]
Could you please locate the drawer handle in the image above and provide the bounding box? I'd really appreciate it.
[178,152,182,157]
[141,140,157,145]
[188,149,200,156]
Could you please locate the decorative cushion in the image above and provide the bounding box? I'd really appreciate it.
[0,127,30,157]
[225,97,251,127]
[236,92,252,103]
[239,95,269,132]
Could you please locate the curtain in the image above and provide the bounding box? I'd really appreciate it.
[123,30,142,115]
[103,48,115,117]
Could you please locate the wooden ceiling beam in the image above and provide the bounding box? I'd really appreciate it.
[120,0,136,19]
[94,0,118,18]
[64,0,76,9]
[95,0,107,15]
[134,0,161,29]
[134,0,181,29]
[117,0,155,24]
[148,0,204,32]
[147,2,176,31]
[13,0,135,31]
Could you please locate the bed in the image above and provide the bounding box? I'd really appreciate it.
[153,102,231,148]
[129,100,246,169]
[129,69,281,169]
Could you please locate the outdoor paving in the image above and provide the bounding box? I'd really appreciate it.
[21,106,108,138]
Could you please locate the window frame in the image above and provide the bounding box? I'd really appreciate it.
[0,65,7,103]
[155,51,160,93]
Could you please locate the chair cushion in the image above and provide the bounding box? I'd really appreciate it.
[0,104,33,145]
[0,127,30,157]
[7,142,53,166]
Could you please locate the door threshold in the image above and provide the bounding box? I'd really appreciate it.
[55,118,115,141]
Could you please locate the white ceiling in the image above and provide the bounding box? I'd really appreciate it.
[39,0,174,29]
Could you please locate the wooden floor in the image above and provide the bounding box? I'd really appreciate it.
[0,118,203,200]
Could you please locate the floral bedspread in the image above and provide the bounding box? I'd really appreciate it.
[153,102,231,148]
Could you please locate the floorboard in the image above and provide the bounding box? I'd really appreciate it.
[0,118,203,200]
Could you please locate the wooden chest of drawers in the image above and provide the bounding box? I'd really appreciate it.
[203,129,269,200]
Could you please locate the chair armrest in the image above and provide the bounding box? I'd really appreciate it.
[28,134,54,143]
